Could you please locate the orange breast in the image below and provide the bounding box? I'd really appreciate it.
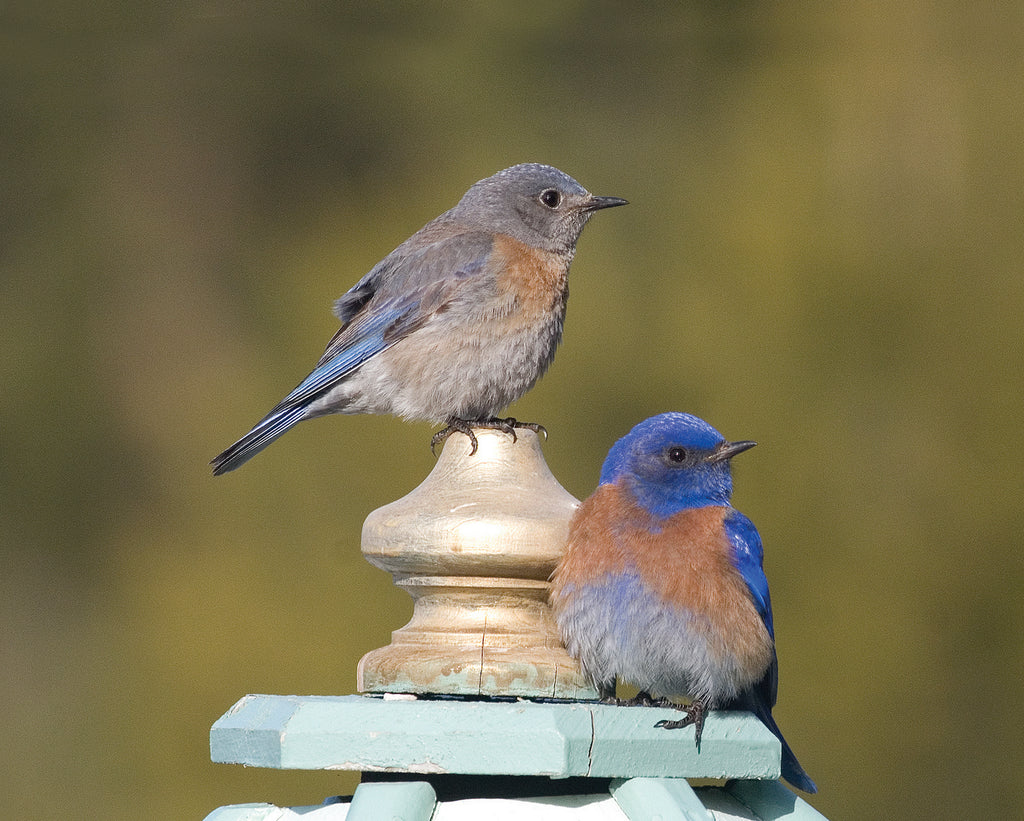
[491,234,570,314]
[553,484,773,671]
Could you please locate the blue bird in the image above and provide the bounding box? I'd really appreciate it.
[550,412,817,793]
[211,163,626,474]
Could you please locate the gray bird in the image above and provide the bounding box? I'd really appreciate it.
[211,163,626,474]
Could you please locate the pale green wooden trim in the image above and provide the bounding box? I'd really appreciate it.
[202,782,832,820]
[727,779,828,820]
[211,694,592,774]
[346,781,436,821]
[210,695,781,780]
[610,777,715,821]
[588,703,780,780]
[201,804,288,820]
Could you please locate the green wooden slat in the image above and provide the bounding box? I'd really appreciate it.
[611,777,715,821]
[346,781,436,821]
[728,779,829,820]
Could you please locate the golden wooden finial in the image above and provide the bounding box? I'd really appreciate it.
[357,428,597,699]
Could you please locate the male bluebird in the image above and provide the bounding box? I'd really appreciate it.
[211,163,626,474]
[550,412,817,793]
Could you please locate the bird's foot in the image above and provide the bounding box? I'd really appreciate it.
[639,693,675,708]
[431,417,547,456]
[624,691,668,707]
[655,700,707,749]
[477,417,547,445]
[431,419,479,455]
[600,690,673,708]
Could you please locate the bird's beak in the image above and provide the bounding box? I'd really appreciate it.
[710,440,757,462]
[584,195,629,211]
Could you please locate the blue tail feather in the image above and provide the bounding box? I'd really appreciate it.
[751,699,818,794]
[211,405,307,475]
[727,685,817,794]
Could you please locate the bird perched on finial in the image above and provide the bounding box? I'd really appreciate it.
[212,163,626,474]
[551,412,817,793]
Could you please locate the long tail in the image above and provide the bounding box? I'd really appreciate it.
[727,688,817,794]
[751,699,818,794]
[210,405,307,475]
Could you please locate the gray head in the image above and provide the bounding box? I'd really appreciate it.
[452,163,627,254]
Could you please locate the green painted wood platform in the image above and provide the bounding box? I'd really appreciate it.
[205,694,827,820]
[211,694,780,779]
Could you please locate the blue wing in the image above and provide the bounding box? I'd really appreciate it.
[210,226,493,474]
[722,508,817,793]
[285,227,492,411]
[274,293,419,411]
[723,507,777,707]
[723,509,773,639]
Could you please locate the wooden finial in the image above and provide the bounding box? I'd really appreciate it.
[357,428,597,699]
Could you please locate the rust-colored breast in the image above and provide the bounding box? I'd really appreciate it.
[553,483,772,669]
[491,234,570,314]
[553,484,653,591]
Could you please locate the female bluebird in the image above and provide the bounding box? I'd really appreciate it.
[211,163,626,474]
[550,412,817,793]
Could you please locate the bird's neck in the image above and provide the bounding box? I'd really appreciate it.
[622,474,732,520]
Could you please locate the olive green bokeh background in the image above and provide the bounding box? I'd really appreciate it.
[3,3,1022,819]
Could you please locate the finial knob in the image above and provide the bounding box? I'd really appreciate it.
[357,428,597,699]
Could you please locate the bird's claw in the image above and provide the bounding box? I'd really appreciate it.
[600,690,674,708]
[504,418,548,441]
[431,420,479,456]
[620,691,667,707]
[654,700,707,749]
[629,691,665,707]
[430,417,548,456]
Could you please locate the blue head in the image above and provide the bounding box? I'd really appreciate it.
[599,412,756,518]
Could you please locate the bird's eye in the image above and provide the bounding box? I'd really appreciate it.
[667,446,687,463]
[539,189,562,208]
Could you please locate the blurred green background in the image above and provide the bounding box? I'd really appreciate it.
[3,2,1022,818]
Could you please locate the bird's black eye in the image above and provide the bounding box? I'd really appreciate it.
[539,189,562,208]
[667,446,687,463]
